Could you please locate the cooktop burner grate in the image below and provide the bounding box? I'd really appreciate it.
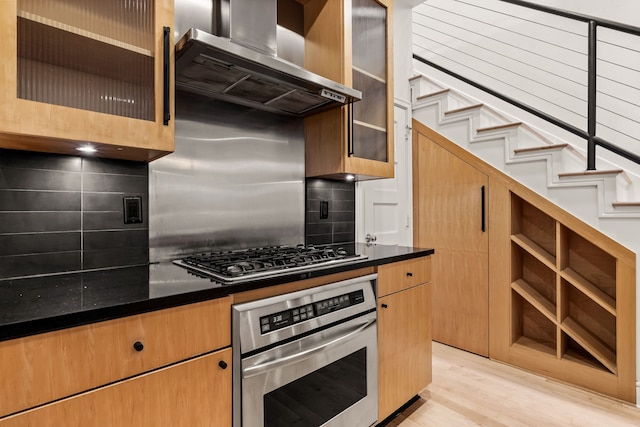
[173,245,367,283]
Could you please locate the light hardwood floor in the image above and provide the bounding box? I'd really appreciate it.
[386,342,640,427]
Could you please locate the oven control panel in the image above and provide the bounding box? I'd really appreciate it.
[259,289,364,334]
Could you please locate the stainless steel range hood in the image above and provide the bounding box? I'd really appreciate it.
[174,0,361,117]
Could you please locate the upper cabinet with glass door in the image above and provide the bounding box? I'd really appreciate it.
[304,0,393,180]
[0,0,174,161]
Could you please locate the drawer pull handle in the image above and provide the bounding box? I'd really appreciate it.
[381,304,388,309]
[218,360,228,370]
[133,341,144,352]
[406,272,413,277]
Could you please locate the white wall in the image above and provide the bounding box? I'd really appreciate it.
[394,1,421,104]
[532,0,640,27]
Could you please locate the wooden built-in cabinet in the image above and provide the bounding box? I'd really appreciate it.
[303,0,394,180]
[412,119,636,403]
[0,0,174,161]
[507,194,636,402]
[0,349,232,427]
[413,126,489,356]
[0,297,231,424]
[377,257,432,422]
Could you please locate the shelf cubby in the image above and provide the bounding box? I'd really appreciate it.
[561,317,616,374]
[511,279,556,323]
[511,294,557,356]
[506,190,635,402]
[511,244,556,308]
[511,195,556,259]
[561,334,611,373]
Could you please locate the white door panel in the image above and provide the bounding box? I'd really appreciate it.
[357,103,412,246]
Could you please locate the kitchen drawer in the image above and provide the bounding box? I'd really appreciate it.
[0,348,232,427]
[0,296,231,418]
[377,256,431,297]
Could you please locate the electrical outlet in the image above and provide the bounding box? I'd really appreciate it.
[123,196,143,224]
[320,200,329,219]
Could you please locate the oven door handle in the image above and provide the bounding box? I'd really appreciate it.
[242,318,376,379]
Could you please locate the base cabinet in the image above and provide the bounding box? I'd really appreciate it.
[0,349,232,427]
[377,258,432,422]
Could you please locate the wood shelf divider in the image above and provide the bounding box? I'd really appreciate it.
[512,336,556,357]
[560,267,616,316]
[18,11,153,56]
[511,234,556,270]
[511,279,557,324]
[561,317,617,374]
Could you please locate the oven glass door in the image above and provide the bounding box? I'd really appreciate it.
[241,314,378,427]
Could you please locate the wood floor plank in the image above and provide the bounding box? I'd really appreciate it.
[387,342,640,427]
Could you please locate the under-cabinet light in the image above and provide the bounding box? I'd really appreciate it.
[345,174,356,181]
[76,145,97,154]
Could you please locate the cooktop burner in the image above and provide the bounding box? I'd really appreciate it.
[173,245,368,283]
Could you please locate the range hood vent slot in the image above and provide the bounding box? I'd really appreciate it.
[175,29,361,117]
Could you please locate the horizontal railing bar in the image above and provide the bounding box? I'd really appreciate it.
[593,136,640,164]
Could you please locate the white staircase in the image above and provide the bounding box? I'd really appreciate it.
[410,74,640,228]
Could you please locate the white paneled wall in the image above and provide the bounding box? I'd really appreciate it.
[596,28,640,155]
[413,0,589,129]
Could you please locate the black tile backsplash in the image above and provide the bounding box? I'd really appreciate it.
[306,178,356,247]
[0,149,149,279]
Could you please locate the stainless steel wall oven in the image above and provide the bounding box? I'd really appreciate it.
[232,274,378,427]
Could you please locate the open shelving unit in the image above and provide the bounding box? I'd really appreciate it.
[509,192,635,401]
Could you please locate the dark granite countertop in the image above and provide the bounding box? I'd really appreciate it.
[0,244,433,342]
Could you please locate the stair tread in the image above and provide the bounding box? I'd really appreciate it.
[612,202,640,207]
[559,169,624,178]
[444,103,484,115]
[477,122,523,133]
[514,144,569,154]
[417,88,450,100]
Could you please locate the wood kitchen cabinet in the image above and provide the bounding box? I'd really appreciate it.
[0,297,231,419]
[303,0,394,180]
[377,258,432,422]
[413,124,490,356]
[0,349,232,427]
[504,193,636,402]
[0,0,174,162]
[412,120,636,403]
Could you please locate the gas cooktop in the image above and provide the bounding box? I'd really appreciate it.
[173,245,368,283]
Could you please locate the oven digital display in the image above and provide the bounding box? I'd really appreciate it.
[259,290,365,334]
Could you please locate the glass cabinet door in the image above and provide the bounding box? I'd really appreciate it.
[17,0,156,121]
[351,0,388,162]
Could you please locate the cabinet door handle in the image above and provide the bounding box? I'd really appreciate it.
[381,303,388,309]
[218,360,228,370]
[406,272,413,277]
[481,185,486,232]
[133,341,144,352]
[162,26,171,126]
[347,103,354,157]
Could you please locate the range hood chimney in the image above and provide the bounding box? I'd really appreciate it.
[175,0,361,117]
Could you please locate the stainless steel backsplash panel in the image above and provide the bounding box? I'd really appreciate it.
[149,91,305,262]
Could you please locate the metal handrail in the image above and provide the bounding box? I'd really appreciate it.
[414,0,640,169]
